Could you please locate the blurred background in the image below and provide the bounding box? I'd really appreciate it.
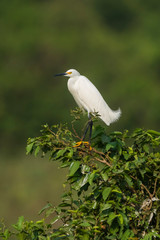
[1,0,160,226]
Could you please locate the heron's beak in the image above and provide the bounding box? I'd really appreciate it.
[54,72,66,77]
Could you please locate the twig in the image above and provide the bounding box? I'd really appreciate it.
[91,148,111,163]
[48,128,56,136]
[93,156,111,167]
[152,176,159,197]
[141,183,153,200]
[75,145,112,167]
[71,121,81,140]
[131,175,153,210]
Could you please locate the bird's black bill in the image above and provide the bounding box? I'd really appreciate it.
[54,73,66,77]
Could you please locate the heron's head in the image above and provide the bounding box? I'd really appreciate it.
[55,69,80,78]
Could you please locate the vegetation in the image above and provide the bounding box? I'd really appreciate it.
[1,111,160,239]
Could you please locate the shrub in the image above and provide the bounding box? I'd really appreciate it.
[1,113,160,239]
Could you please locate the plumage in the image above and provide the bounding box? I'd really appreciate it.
[66,69,121,126]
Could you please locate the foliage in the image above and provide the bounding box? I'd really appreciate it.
[0,217,50,240]
[1,112,160,239]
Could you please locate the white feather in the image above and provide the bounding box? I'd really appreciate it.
[67,70,121,126]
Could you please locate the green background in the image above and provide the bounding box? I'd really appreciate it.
[1,0,160,226]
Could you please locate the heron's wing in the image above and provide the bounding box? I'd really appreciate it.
[76,76,121,125]
[76,76,103,111]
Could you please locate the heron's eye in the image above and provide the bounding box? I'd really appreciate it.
[67,71,72,74]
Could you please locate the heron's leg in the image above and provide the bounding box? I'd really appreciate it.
[73,115,93,150]
[89,119,93,145]
[82,114,93,143]
[73,122,90,148]
[82,121,90,141]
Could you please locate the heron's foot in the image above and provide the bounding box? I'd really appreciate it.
[73,141,92,150]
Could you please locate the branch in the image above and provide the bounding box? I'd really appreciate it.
[152,175,159,197]
[91,148,111,164]
[75,145,112,167]
[131,175,153,210]
[93,156,111,167]
[71,121,81,140]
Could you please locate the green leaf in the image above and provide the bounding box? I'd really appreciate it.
[121,229,133,240]
[106,142,117,151]
[60,162,70,168]
[119,212,128,226]
[26,142,34,155]
[67,148,74,158]
[117,214,123,225]
[81,234,90,240]
[110,131,122,136]
[88,172,95,185]
[59,202,71,207]
[85,217,96,225]
[112,189,122,194]
[101,135,111,144]
[73,173,90,191]
[34,145,40,156]
[12,216,24,231]
[143,144,149,153]
[107,212,117,226]
[80,173,90,187]
[69,161,80,176]
[38,202,52,215]
[4,229,10,239]
[101,203,112,212]
[101,172,108,181]
[124,174,133,187]
[92,200,98,209]
[91,125,105,139]
[102,187,112,201]
[147,129,160,136]
[123,151,130,160]
[56,149,67,159]
[81,164,90,174]
[80,222,91,227]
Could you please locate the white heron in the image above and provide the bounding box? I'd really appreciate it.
[55,69,121,145]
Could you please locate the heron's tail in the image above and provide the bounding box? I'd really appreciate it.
[101,108,121,126]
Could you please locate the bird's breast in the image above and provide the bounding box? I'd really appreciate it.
[67,77,78,95]
[67,77,84,108]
